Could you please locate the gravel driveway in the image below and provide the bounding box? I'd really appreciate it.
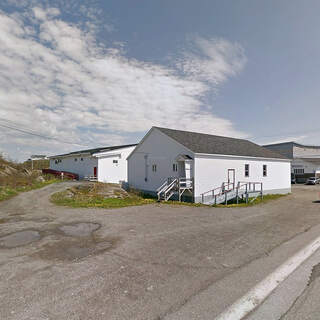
[1,182,320,320]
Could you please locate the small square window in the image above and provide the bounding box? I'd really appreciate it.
[245,164,249,177]
[113,160,118,164]
[173,163,178,172]
[81,158,84,161]
[263,165,267,177]
[152,164,157,172]
[74,158,77,162]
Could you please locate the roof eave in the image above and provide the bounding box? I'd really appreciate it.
[194,152,291,161]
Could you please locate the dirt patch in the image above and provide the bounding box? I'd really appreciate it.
[58,222,101,237]
[309,263,320,285]
[0,218,9,224]
[0,230,41,248]
[33,236,120,261]
[67,182,129,199]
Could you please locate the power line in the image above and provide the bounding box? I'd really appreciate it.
[0,120,90,147]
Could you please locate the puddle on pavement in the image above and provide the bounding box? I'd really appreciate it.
[58,222,101,237]
[0,230,41,248]
[34,236,119,261]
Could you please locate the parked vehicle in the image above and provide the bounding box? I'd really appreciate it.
[305,177,320,185]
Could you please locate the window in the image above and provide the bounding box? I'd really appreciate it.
[173,163,178,172]
[55,159,58,164]
[74,158,77,162]
[294,168,304,174]
[263,165,267,177]
[152,164,157,172]
[113,160,118,164]
[81,158,84,161]
[245,164,249,177]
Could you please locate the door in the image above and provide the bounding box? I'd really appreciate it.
[94,167,97,177]
[227,169,235,189]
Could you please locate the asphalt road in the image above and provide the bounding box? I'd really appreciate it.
[1,182,320,319]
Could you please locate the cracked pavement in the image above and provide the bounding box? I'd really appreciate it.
[1,182,320,319]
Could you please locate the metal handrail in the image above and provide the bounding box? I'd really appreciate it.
[164,179,178,195]
[156,179,169,192]
[163,178,178,201]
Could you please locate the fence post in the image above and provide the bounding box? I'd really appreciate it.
[236,187,239,204]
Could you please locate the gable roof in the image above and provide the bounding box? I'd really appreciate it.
[155,127,288,160]
[50,144,137,158]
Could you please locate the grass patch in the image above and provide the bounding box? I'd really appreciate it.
[212,193,288,208]
[161,200,208,207]
[51,184,156,209]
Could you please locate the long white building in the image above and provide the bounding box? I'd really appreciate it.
[128,127,291,204]
[49,144,137,183]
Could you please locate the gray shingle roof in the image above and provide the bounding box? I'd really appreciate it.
[50,144,137,158]
[155,127,288,160]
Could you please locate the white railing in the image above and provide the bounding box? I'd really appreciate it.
[201,181,263,205]
[157,177,194,201]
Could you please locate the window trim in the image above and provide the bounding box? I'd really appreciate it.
[173,163,178,172]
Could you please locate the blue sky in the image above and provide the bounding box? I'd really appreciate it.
[0,0,320,161]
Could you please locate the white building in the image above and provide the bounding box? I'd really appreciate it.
[49,144,137,183]
[264,142,320,182]
[128,127,291,204]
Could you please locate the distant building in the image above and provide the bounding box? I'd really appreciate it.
[264,142,320,182]
[29,155,48,160]
[49,144,137,183]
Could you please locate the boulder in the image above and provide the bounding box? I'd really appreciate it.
[36,176,45,183]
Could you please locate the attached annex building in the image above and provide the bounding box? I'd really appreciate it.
[264,142,320,182]
[128,127,291,204]
[49,144,137,183]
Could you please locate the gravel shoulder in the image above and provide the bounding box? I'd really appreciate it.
[1,182,320,320]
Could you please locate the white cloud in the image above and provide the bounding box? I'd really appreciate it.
[176,35,247,85]
[0,4,247,161]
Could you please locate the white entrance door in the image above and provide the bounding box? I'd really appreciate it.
[227,169,235,189]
